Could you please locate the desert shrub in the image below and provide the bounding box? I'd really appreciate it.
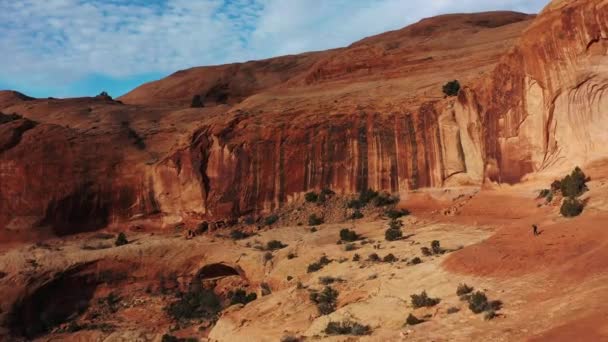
[484,310,497,320]
[352,253,361,261]
[308,214,324,226]
[467,291,502,314]
[230,230,251,240]
[310,286,339,315]
[456,283,474,297]
[340,228,359,242]
[405,313,424,325]
[388,219,404,230]
[266,240,287,250]
[551,180,562,192]
[325,320,370,336]
[383,253,398,263]
[229,289,257,306]
[287,252,297,259]
[560,167,588,198]
[447,307,460,314]
[162,334,198,342]
[115,232,128,246]
[166,289,221,321]
[408,257,422,265]
[319,276,343,285]
[373,192,399,207]
[195,222,209,234]
[538,189,551,199]
[344,243,357,251]
[265,215,279,226]
[351,210,364,220]
[305,191,319,203]
[280,335,301,342]
[385,228,403,241]
[442,80,461,96]
[190,94,203,108]
[310,227,317,233]
[368,253,381,262]
[347,199,363,209]
[431,240,443,254]
[307,256,332,273]
[386,208,410,219]
[560,197,584,217]
[410,291,440,308]
[359,188,379,204]
[421,247,432,256]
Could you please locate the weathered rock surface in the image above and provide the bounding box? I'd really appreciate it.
[0,1,606,234]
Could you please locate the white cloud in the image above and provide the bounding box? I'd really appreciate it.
[0,0,549,95]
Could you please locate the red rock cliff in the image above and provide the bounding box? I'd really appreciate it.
[0,2,605,234]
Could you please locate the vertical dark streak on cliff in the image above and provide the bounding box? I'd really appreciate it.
[357,112,369,192]
[405,114,418,189]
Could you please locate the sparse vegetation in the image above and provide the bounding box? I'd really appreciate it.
[166,289,221,321]
[265,215,279,226]
[405,313,424,325]
[408,257,422,265]
[340,228,360,242]
[324,320,371,336]
[421,247,432,256]
[263,252,273,262]
[287,252,297,259]
[383,253,398,263]
[538,189,551,199]
[266,240,287,250]
[230,230,252,240]
[351,210,364,220]
[115,232,128,246]
[305,191,319,203]
[431,240,443,254]
[447,307,460,314]
[352,253,361,261]
[344,243,357,251]
[456,283,474,297]
[560,166,588,198]
[229,289,257,306]
[443,80,461,96]
[368,253,381,262]
[467,291,502,315]
[385,222,403,241]
[385,208,410,219]
[373,192,399,207]
[280,335,301,342]
[319,276,344,285]
[560,197,584,217]
[310,286,339,315]
[410,291,440,308]
[307,255,332,273]
[261,282,271,296]
[308,214,324,226]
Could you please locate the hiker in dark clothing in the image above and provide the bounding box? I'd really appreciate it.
[532,224,539,236]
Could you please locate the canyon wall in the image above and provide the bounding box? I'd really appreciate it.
[0,1,606,234]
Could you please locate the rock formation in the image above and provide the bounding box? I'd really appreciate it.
[0,1,606,234]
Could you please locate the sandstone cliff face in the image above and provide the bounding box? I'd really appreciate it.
[0,2,606,234]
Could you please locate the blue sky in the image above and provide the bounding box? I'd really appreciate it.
[0,0,548,98]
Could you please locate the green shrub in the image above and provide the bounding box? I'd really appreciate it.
[468,291,491,314]
[340,228,359,242]
[456,283,474,297]
[408,257,422,265]
[115,232,128,246]
[305,192,319,203]
[431,240,443,255]
[308,214,324,226]
[385,228,403,241]
[484,310,497,320]
[166,289,221,321]
[560,167,588,198]
[386,208,410,219]
[373,192,399,207]
[324,320,370,336]
[287,252,297,259]
[310,286,339,315]
[351,210,364,220]
[538,189,551,199]
[265,215,279,226]
[551,180,562,192]
[229,289,257,306]
[230,230,251,240]
[410,291,440,308]
[319,276,343,285]
[347,199,363,209]
[405,313,424,325]
[421,247,432,256]
[266,240,287,250]
[307,256,332,273]
[560,197,584,217]
[442,80,461,96]
[368,253,381,262]
[383,253,398,263]
[388,219,403,230]
[352,253,361,261]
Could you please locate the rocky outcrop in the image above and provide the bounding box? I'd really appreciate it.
[0,1,606,234]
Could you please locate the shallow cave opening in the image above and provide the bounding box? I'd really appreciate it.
[8,264,102,339]
[196,263,241,281]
